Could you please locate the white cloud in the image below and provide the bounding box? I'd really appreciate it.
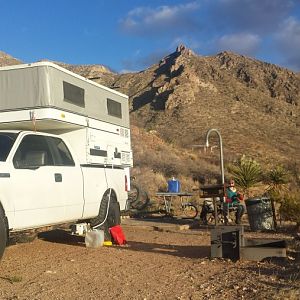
[120,2,201,35]
[216,33,261,55]
[211,0,295,34]
[275,17,300,70]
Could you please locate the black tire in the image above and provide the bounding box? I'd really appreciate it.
[182,204,198,219]
[0,209,7,260]
[127,183,150,211]
[90,190,121,241]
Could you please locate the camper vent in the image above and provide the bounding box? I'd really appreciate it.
[120,128,129,138]
[124,129,129,138]
[120,128,125,137]
[121,152,131,164]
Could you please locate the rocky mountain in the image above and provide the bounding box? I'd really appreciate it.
[112,45,300,166]
[0,51,22,66]
[1,47,299,190]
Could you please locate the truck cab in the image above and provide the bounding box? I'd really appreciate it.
[0,130,84,230]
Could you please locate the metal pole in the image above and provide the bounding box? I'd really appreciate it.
[205,129,225,226]
[205,128,225,185]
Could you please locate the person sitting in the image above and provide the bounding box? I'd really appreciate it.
[223,179,245,224]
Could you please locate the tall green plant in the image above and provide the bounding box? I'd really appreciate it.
[264,165,290,202]
[227,155,262,196]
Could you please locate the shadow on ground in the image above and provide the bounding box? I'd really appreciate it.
[38,229,85,247]
[122,240,210,259]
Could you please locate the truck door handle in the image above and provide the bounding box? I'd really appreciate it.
[54,173,62,182]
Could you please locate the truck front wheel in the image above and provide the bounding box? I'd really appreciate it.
[90,190,121,240]
[0,209,7,260]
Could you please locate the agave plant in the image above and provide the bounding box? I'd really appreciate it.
[227,155,262,196]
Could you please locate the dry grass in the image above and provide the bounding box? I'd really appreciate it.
[131,125,222,198]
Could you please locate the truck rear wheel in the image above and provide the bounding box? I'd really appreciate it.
[0,210,7,260]
[90,190,121,240]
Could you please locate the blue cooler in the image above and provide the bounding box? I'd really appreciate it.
[168,178,180,193]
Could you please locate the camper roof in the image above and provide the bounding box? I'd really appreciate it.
[0,62,130,128]
[0,62,128,99]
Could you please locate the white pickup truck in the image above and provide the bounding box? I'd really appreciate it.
[0,62,133,259]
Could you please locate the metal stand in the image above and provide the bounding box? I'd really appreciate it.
[200,184,224,226]
[210,226,287,261]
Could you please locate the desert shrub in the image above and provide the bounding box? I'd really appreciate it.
[264,165,290,189]
[279,190,300,229]
[227,155,262,196]
[263,165,290,202]
[287,162,300,188]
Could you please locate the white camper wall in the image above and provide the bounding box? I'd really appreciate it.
[57,128,89,164]
[47,65,130,128]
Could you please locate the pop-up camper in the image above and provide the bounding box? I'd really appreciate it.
[0,62,133,259]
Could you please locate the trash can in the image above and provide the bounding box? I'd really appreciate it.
[245,197,274,231]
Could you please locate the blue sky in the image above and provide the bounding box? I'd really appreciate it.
[1,0,300,73]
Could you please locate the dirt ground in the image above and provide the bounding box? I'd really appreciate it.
[0,218,299,300]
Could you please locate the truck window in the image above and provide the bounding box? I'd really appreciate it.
[13,135,54,168]
[48,137,75,166]
[0,133,18,161]
[107,98,122,118]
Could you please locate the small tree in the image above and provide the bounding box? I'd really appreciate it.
[279,191,300,231]
[278,163,300,231]
[227,155,262,197]
[264,165,290,229]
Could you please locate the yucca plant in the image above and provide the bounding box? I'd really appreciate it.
[263,165,290,229]
[265,165,290,196]
[227,155,262,196]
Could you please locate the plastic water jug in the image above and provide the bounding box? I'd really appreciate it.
[85,229,104,248]
[167,177,180,193]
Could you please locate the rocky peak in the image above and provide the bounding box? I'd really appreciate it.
[0,51,22,66]
[175,44,195,57]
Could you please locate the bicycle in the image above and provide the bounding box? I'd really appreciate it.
[180,201,198,219]
[156,192,198,219]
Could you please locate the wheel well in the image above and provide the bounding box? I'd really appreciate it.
[0,202,4,215]
[0,202,9,240]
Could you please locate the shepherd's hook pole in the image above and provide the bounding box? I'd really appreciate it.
[205,129,225,226]
[205,128,225,185]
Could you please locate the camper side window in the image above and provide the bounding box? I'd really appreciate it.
[63,81,85,107]
[107,98,122,118]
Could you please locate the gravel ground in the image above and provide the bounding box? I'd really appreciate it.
[0,218,299,300]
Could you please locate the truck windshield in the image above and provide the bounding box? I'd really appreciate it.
[0,133,18,161]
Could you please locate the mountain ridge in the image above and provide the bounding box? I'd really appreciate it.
[0,47,299,188]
